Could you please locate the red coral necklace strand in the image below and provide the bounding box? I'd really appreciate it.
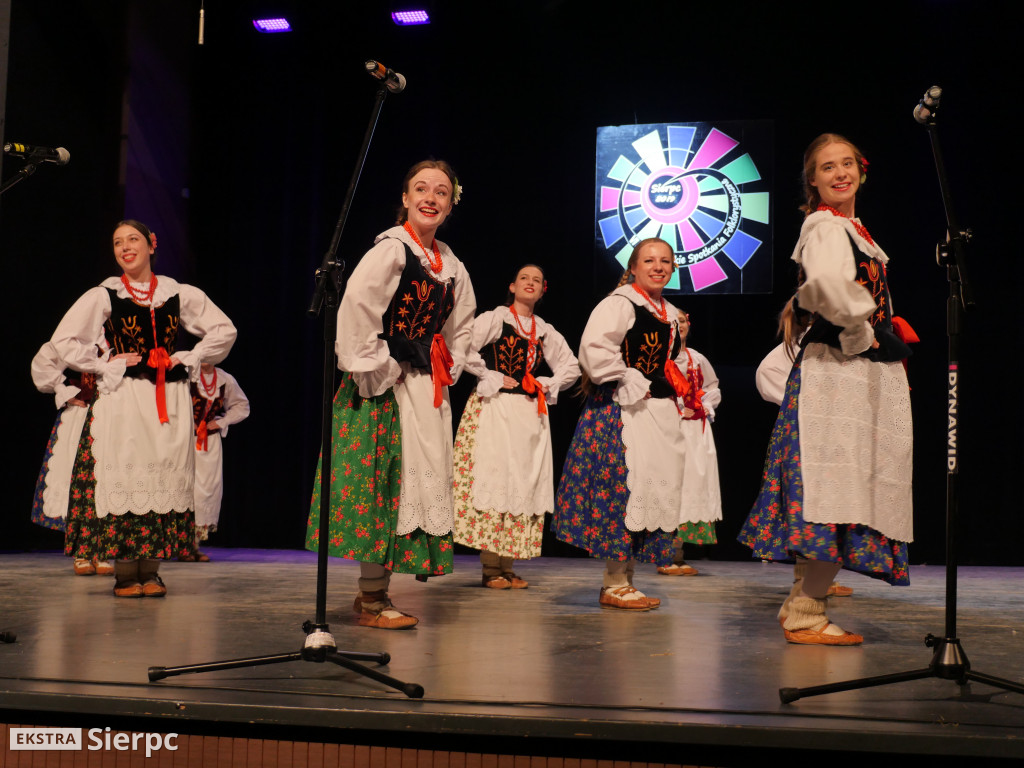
[403,221,443,274]
[631,283,667,321]
[817,204,875,246]
[200,366,218,398]
[509,305,538,370]
[120,273,159,345]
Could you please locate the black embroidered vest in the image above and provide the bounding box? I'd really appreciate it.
[801,234,911,363]
[191,385,225,426]
[482,321,545,397]
[381,245,456,371]
[620,302,680,399]
[103,288,187,382]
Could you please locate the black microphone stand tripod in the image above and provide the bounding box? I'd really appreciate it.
[148,75,423,698]
[780,87,1024,704]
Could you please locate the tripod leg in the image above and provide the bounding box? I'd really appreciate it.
[336,650,391,665]
[779,667,934,704]
[966,671,1024,696]
[149,652,305,681]
[324,651,424,698]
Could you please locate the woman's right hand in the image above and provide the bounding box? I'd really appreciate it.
[67,398,88,408]
[111,352,143,366]
[501,375,517,389]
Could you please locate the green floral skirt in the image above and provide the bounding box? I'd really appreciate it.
[306,373,453,575]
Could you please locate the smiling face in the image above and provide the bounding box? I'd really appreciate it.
[112,224,154,282]
[509,265,544,309]
[810,142,860,216]
[401,168,453,243]
[630,240,674,298]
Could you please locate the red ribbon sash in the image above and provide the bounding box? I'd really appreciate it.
[891,316,920,345]
[196,420,209,451]
[522,371,548,415]
[665,359,690,398]
[430,334,454,408]
[891,315,920,378]
[147,347,172,424]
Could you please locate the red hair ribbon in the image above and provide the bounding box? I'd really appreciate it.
[429,334,454,408]
[147,347,172,424]
[522,371,548,415]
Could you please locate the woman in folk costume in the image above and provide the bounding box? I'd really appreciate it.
[49,219,237,597]
[453,264,580,589]
[755,336,856,600]
[554,238,719,611]
[658,309,721,577]
[30,341,114,576]
[185,363,251,561]
[306,160,476,630]
[739,134,915,645]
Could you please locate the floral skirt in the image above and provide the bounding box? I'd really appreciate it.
[737,356,910,585]
[305,373,453,576]
[31,413,67,532]
[453,390,545,559]
[553,385,713,564]
[64,404,196,561]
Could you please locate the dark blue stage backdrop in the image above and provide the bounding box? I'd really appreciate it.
[2,1,1020,567]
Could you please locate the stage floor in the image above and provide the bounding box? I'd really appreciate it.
[1,550,1023,763]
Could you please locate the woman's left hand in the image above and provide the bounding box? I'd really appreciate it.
[169,355,183,368]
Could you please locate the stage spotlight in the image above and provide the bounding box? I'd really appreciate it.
[391,8,430,25]
[252,17,292,33]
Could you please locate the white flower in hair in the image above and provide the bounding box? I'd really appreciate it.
[453,180,463,205]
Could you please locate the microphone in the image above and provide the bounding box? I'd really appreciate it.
[3,142,71,165]
[365,60,407,93]
[913,85,942,124]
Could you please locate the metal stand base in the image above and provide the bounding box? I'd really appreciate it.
[780,634,1024,703]
[148,621,424,698]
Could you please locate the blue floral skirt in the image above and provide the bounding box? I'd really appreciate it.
[553,385,693,564]
[737,356,910,585]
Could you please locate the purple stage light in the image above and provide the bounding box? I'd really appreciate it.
[252,17,292,33]
[391,10,430,25]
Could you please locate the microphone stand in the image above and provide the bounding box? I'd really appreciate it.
[0,161,38,196]
[148,78,424,698]
[780,89,1024,703]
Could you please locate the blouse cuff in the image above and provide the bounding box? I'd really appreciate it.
[476,370,505,399]
[352,358,402,398]
[613,368,650,406]
[98,359,127,395]
[535,376,559,406]
[840,321,875,356]
[54,383,81,409]
[176,350,200,379]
